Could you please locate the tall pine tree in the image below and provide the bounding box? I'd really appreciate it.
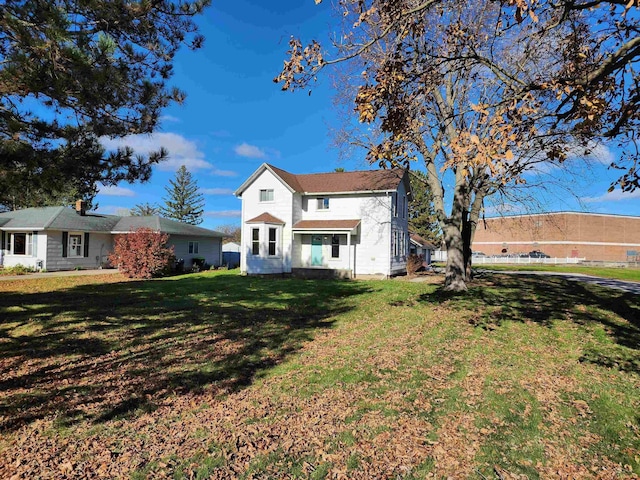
[161,166,205,225]
[409,170,441,246]
[0,1,209,211]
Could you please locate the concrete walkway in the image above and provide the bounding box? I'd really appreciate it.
[0,268,120,282]
[482,269,640,295]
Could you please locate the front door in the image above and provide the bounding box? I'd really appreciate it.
[311,235,323,266]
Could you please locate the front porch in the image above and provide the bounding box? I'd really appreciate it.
[291,219,360,276]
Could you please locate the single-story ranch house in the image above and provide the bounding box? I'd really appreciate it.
[235,163,412,278]
[0,201,225,271]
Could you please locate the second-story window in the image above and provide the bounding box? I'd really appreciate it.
[317,197,330,210]
[259,189,274,202]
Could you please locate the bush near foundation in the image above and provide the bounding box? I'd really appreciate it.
[108,228,175,279]
[407,254,424,276]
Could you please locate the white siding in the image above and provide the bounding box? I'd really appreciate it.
[239,166,410,277]
[45,231,113,271]
[169,235,222,268]
[1,230,47,270]
[240,169,294,274]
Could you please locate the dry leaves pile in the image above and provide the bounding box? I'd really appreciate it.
[1,274,638,479]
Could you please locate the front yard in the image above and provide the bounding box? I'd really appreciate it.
[0,271,638,478]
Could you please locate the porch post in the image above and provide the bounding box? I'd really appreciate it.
[347,232,352,278]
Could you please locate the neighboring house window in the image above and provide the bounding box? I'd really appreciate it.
[68,234,83,257]
[393,193,398,217]
[331,235,340,258]
[10,232,32,255]
[402,196,406,219]
[189,241,199,254]
[259,189,274,202]
[317,197,330,210]
[252,228,260,255]
[268,227,277,256]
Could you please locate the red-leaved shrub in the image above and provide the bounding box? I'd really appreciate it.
[108,228,175,279]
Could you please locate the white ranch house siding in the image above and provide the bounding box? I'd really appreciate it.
[0,205,225,272]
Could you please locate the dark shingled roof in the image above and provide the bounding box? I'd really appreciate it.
[246,213,286,224]
[292,219,361,230]
[410,233,436,250]
[267,164,406,194]
[0,207,225,237]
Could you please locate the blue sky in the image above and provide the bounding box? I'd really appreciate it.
[94,0,640,229]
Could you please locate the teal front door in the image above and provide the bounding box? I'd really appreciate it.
[311,235,323,266]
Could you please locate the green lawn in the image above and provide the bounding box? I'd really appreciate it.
[474,264,640,282]
[0,270,638,478]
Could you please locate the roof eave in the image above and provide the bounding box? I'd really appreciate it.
[234,163,297,197]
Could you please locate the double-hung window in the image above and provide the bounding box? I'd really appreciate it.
[259,189,274,202]
[251,228,260,255]
[268,227,277,256]
[331,235,340,258]
[68,234,83,257]
[188,241,199,254]
[317,197,330,210]
[10,232,33,255]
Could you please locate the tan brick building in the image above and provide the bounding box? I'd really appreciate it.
[472,212,640,261]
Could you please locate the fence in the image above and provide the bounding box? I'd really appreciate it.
[432,250,585,265]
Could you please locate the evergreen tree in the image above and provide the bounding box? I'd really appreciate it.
[0,0,209,211]
[408,171,441,246]
[130,202,161,216]
[161,166,205,225]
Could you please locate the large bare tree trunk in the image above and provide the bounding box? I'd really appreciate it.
[443,223,468,292]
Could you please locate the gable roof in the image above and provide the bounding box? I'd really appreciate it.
[235,163,411,197]
[246,213,286,224]
[410,233,436,250]
[0,207,225,237]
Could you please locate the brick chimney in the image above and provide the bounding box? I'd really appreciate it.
[75,199,87,216]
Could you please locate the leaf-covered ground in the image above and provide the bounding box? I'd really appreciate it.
[0,271,638,479]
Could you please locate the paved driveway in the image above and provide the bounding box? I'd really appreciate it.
[484,270,640,295]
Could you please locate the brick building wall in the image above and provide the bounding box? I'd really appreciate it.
[472,212,640,261]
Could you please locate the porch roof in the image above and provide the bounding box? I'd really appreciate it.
[292,219,360,233]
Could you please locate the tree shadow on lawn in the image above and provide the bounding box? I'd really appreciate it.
[418,274,640,373]
[0,273,373,432]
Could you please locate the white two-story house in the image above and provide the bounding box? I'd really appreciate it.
[234,163,412,278]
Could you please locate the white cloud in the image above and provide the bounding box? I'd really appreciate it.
[200,188,235,195]
[211,167,238,177]
[234,142,268,159]
[582,189,640,203]
[96,205,132,216]
[98,185,136,197]
[205,210,242,218]
[100,132,213,172]
[160,115,181,123]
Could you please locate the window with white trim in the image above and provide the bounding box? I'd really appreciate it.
[331,235,340,258]
[68,233,83,258]
[10,232,33,256]
[188,241,199,254]
[259,189,274,202]
[394,193,398,217]
[268,227,277,256]
[317,197,330,210]
[251,228,260,255]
